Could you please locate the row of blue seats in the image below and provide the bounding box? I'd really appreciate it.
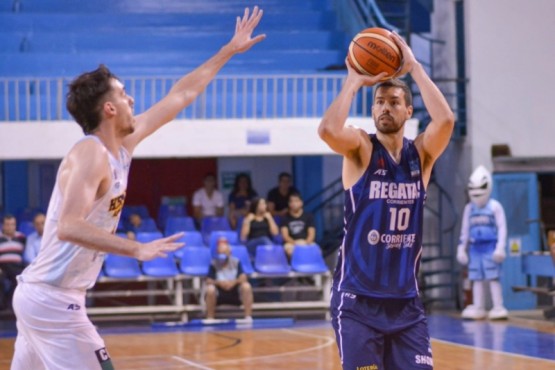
[131,224,283,254]
[0,50,345,77]
[2,0,331,13]
[0,12,336,32]
[0,31,344,53]
[101,243,328,280]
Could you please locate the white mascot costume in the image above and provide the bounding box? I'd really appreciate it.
[457,165,508,320]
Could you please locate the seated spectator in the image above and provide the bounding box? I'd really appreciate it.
[228,173,258,229]
[205,237,253,322]
[281,193,316,259]
[240,198,279,259]
[0,215,26,310]
[193,173,224,227]
[23,213,46,264]
[267,172,299,218]
[125,213,143,240]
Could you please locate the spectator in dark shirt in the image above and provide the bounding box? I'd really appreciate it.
[240,198,279,259]
[267,172,299,218]
[228,173,258,229]
[205,237,253,322]
[281,193,316,259]
[0,214,26,310]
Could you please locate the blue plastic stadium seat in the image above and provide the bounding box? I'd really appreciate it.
[254,245,291,275]
[138,217,160,233]
[157,203,187,231]
[164,216,196,235]
[201,216,231,244]
[103,254,142,279]
[208,230,239,256]
[290,244,328,274]
[201,216,231,233]
[179,246,211,276]
[174,231,205,259]
[135,231,163,244]
[142,255,179,277]
[230,244,254,275]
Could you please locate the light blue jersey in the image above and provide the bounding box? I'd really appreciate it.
[333,134,426,298]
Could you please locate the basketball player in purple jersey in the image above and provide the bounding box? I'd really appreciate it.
[11,7,265,370]
[319,32,454,370]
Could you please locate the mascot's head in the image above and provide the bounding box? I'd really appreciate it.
[468,165,492,208]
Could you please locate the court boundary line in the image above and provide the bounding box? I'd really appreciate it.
[432,338,555,364]
[204,328,335,365]
[105,354,215,370]
[171,355,215,370]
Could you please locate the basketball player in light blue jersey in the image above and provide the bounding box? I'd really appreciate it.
[11,7,265,370]
[319,32,454,370]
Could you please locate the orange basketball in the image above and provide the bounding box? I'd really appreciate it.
[347,27,402,79]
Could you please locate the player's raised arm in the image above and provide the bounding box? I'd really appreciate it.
[123,6,266,153]
[318,60,387,158]
[390,32,454,170]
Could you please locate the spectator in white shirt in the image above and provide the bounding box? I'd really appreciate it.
[23,213,46,264]
[193,173,225,225]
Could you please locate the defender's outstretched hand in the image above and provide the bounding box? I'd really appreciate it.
[136,232,185,261]
[229,6,266,54]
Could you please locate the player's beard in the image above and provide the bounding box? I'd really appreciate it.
[375,115,404,134]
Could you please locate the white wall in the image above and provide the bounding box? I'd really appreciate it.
[465,0,555,169]
[0,118,418,160]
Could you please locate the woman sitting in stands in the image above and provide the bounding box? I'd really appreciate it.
[240,197,279,259]
[228,173,258,229]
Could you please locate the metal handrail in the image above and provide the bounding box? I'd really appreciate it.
[0,73,383,122]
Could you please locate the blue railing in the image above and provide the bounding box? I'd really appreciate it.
[0,73,384,122]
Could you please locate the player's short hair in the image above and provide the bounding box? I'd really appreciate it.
[66,64,118,134]
[374,78,412,107]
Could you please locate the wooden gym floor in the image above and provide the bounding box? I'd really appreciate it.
[1,313,554,369]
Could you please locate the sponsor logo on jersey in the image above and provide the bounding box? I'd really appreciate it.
[409,159,420,177]
[108,192,126,217]
[67,303,81,310]
[367,230,416,249]
[414,354,433,366]
[367,230,380,245]
[368,181,420,204]
[355,365,378,370]
[373,169,388,176]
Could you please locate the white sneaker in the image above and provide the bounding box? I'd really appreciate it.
[488,306,508,320]
[203,318,222,325]
[236,316,253,325]
[461,305,487,320]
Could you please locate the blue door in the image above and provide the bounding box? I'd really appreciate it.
[492,172,540,309]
